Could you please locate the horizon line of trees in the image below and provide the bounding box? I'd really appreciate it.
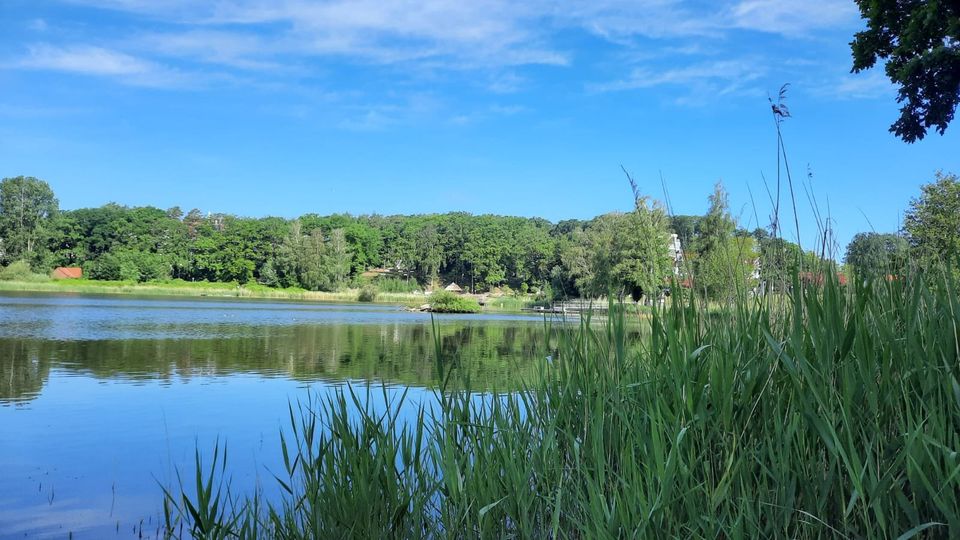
[7,173,955,301]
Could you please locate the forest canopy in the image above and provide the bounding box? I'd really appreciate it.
[1,176,831,300]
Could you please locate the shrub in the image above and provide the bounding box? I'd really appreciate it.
[428,290,481,313]
[376,276,421,293]
[0,260,48,282]
[357,285,379,302]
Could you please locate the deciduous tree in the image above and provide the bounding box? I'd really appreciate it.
[851,0,960,142]
[903,171,960,263]
[613,197,672,302]
[844,232,910,278]
[0,176,58,264]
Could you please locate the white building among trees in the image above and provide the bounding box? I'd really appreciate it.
[668,233,684,276]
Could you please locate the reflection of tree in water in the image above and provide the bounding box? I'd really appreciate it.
[0,340,51,403]
[0,322,548,402]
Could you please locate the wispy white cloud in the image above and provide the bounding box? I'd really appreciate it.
[449,103,529,125]
[337,92,443,131]
[11,44,200,87]
[485,71,527,94]
[726,0,858,36]
[136,30,288,71]
[27,18,49,31]
[60,0,202,19]
[12,0,870,114]
[65,0,571,68]
[54,0,859,74]
[18,44,152,75]
[488,104,527,116]
[556,0,720,42]
[591,59,767,99]
[338,109,395,131]
[817,70,894,100]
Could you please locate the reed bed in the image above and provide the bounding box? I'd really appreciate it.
[162,266,960,538]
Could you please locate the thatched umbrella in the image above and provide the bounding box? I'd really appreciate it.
[444,282,464,293]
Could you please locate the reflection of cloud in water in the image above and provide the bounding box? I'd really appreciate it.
[0,499,127,538]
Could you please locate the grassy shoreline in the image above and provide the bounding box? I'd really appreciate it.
[0,279,542,312]
[0,278,420,303]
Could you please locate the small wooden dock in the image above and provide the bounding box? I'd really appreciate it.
[524,300,610,314]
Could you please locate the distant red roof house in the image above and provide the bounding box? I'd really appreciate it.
[52,267,83,280]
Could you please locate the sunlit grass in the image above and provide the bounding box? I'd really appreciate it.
[0,279,539,312]
[0,278,425,304]
[481,295,546,312]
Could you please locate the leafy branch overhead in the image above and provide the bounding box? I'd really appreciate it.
[851,0,960,142]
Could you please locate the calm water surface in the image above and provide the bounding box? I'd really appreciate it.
[0,292,548,539]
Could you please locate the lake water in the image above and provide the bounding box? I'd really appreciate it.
[0,292,549,539]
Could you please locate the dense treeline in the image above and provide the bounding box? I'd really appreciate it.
[1,175,843,299]
[4,172,958,298]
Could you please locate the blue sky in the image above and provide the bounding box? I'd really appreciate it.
[1,0,958,254]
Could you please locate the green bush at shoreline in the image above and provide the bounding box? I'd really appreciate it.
[0,260,50,282]
[357,284,379,302]
[161,265,960,538]
[428,290,482,313]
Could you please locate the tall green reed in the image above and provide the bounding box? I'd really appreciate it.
[162,264,960,538]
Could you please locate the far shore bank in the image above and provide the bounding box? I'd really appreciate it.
[0,279,542,313]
